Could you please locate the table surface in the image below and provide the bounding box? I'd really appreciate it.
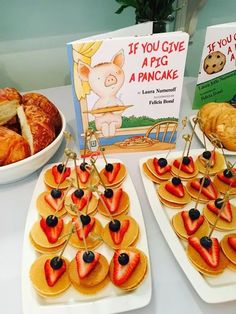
[1,77,236,314]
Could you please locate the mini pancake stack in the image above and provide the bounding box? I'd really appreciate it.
[44,163,72,189]
[186,176,219,203]
[171,155,199,180]
[195,150,224,175]
[99,162,127,188]
[143,157,172,184]
[71,161,100,189]
[213,167,236,195]
[220,233,236,271]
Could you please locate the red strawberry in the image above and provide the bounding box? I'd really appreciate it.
[190,180,218,200]
[207,201,232,222]
[199,150,216,167]
[44,192,64,211]
[76,166,90,184]
[44,258,66,287]
[181,211,204,235]
[228,236,236,251]
[188,237,220,268]
[40,217,64,244]
[71,191,92,211]
[101,188,123,213]
[73,217,95,240]
[75,250,100,278]
[104,163,121,183]
[51,165,71,184]
[113,250,140,285]
[110,219,130,244]
[217,169,236,187]
[173,156,195,174]
[153,158,171,175]
[165,182,184,198]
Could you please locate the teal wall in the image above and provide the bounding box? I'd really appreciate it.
[1,0,236,91]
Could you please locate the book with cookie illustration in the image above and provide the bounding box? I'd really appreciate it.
[193,22,236,109]
[67,22,189,154]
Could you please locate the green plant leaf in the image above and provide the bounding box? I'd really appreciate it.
[115,5,130,14]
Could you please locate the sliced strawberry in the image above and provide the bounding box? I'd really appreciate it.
[75,250,100,278]
[190,179,218,200]
[207,201,232,222]
[40,217,64,244]
[165,182,184,198]
[44,191,64,211]
[217,169,236,187]
[76,166,90,184]
[173,156,195,174]
[51,165,71,184]
[181,211,204,235]
[44,258,66,287]
[113,250,140,285]
[71,191,92,211]
[188,237,220,268]
[110,219,130,244]
[101,188,123,213]
[228,236,236,251]
[199,150,216,167]
[104,163,121,183]
[153,158,171,175]
[73,217,95,240]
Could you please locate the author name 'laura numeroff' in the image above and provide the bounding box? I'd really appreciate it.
[142,87,177,94]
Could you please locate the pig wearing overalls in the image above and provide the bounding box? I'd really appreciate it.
[78,50,125,137]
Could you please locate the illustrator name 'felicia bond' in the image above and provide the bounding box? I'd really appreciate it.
[149,99,174,105]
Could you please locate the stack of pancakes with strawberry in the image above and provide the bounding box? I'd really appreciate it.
[44,163,72,189]
[221,233,236,270]
[171,155,199,180]
[143,157,172,184]
[196,149,224,175]
[214,167,236,195]
[72,160,100,188]
[99,161,127,188]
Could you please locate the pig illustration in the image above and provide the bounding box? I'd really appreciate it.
[78,50,125,137]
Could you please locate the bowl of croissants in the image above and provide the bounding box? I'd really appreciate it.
[0,87,66,184]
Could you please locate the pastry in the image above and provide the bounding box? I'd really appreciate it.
[109,247,147,290]
[195,150,224,175]
[0,87,21,125]
[203,198,236,231]
[172,209,209,240]
[186,176,218,202]
[171,156,198,179]
[102,216,139,249]
[30,254,70,296]
[213,168,236,194]
[144,157,172,182]
[220,233,236,267]
[100,162,127,187]
[44,163,71,189]
[0,126,30,166]
[97,188,130,218]
[203,51,226,75]
[36,188,67,218]
[69,215,103,250]
[215,108,236,151]
[68,250,109,294]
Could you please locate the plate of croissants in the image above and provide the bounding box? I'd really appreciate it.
[0,87,66,184]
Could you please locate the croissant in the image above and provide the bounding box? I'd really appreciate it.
[0,87,22,126]
[0,126,30,166]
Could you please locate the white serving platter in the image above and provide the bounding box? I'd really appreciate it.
[140,149,236,303]
[189,115,236,156]
[22,158,151,314]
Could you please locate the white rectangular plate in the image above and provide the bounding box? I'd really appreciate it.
[22,158,151,314]
[140,149,236,303]
[189,115,236,156]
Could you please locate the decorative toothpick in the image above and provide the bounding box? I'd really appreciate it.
[176,134,191,177]
[193,161,210,210]
[186,116,198,156]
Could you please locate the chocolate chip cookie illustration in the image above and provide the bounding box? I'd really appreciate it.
[203,51,226,74]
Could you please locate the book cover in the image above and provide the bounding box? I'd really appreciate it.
[67,23,189,154]
[193,22,236,109]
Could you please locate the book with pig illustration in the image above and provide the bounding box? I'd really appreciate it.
[67,23,189,154]
[193,22,236,109]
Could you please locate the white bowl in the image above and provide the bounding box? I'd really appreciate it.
[0,111,66,184]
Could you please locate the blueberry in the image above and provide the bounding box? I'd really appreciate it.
[223,169,233,178]
[80,214,91,226]
[109,219,121,232]
[83,251,95,263]
[104,188,113,198]
[46,215,58,227]
[50,257,63,269]
[80,162,88,172]
[214,198,223,209]
[74,189,84,199]
[189,208,200,220]
[158,158,167,168]
[182,156,190,165]
[105,163,114,172]
[57,164,64,173]
[200,236,212,249]
[118,253,129,265]
[50,188,62,199]
[172,177,182,186]
[199,177,211,188]
[202,151,211,160]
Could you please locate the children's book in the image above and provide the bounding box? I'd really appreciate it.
[67,22,189,154]
[193,22,236,109]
